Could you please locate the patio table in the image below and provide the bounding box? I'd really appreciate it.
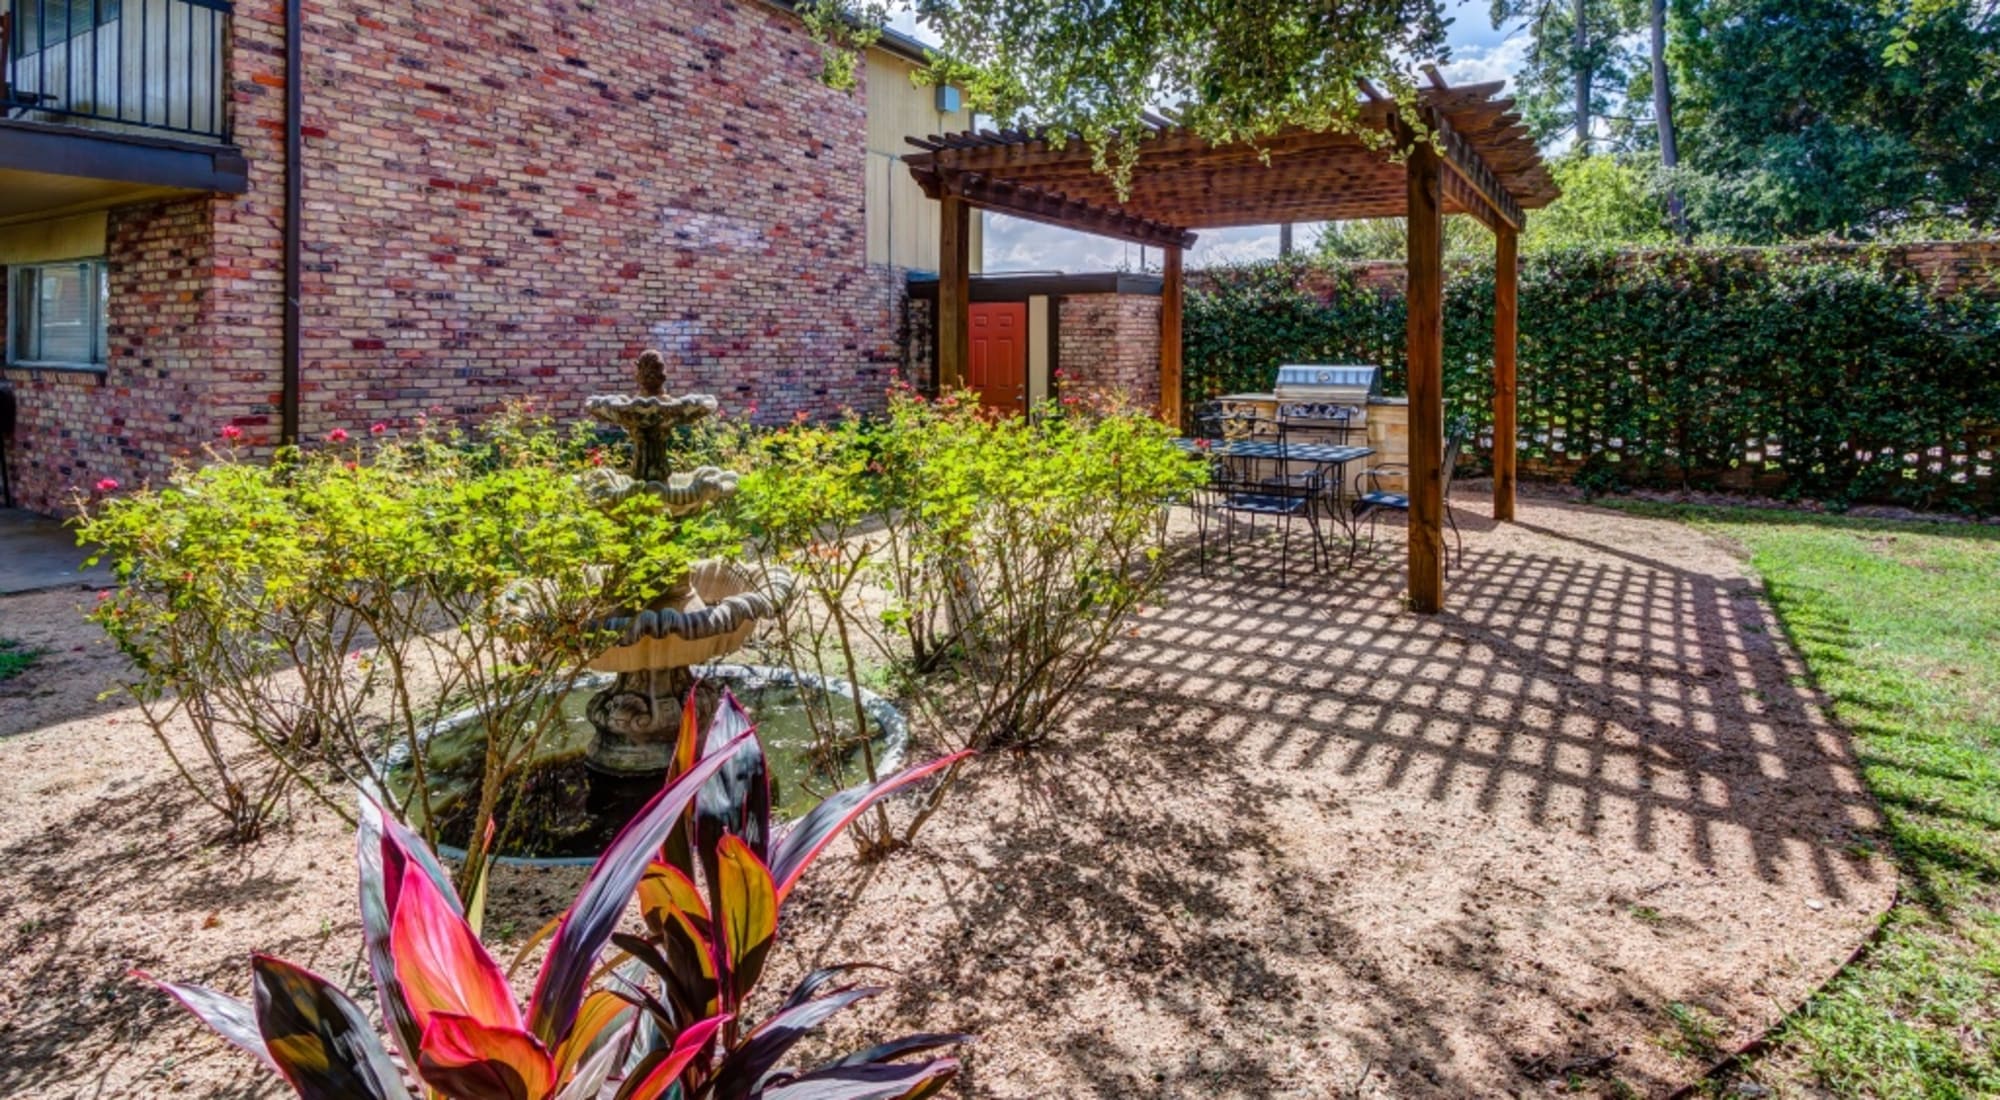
[1180,438,1373,467]
[1178,437,1375,539]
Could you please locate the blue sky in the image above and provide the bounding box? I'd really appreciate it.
[899,0,1534,272]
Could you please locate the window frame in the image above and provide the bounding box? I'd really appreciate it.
[5,258,111,372]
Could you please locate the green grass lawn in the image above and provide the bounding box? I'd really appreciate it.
[1613,504,2000,1098]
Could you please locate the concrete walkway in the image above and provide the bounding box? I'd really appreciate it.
[0,509,110,594]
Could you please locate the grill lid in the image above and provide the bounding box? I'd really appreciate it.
[1274,364,1381,395]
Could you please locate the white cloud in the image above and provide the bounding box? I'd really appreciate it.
[983,216,1339,273]
[1436,33,1528,93]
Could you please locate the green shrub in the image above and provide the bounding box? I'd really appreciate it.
[77,408,731,869]
[738,387,1205,757]
[1186,248,2000,511]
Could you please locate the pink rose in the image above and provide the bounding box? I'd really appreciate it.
[95,477,120,492]
[370,422,387,435]
[327,428,350,443]
[220,424,243,441]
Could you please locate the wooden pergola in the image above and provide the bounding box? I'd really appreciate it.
[903,74,1559,613]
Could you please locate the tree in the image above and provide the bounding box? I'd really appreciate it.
[1647,0,1685,234]
[1314,216,1495,262]
[1671,0,2000,238]
[1522,154,1672,247]
[807,0,1449,188]
[1488,0,1638,150]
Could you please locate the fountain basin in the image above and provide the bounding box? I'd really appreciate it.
[385,663,907,867]
[588,559,789,675]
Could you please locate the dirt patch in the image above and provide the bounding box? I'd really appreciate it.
[0,496,1894,1097]
[0,586,132,740]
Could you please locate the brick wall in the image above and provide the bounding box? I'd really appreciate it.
[3,199,228,511]
[4,0,907,513]
[1057,293,1160,411]
[903,294,936,394]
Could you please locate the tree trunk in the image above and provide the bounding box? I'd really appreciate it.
[1573,0,1590,151]
[1650,0,1689,237]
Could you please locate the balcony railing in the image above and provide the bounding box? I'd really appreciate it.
[2,0,229,142]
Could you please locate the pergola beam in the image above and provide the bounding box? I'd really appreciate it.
[938,191,971,392]
[914,168,1196,251]
[1426,107,1524,231]
[1493,224,1520,521]
[1161,244,1185,428]
[1405,131,1448,613]
[899,85,1557,230]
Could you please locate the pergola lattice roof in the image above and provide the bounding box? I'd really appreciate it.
[902,77,1558,249]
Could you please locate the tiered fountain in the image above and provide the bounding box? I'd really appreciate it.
[576,349,792,775]
[393,351,904,861]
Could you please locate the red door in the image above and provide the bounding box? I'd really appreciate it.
[968,302,1028,413]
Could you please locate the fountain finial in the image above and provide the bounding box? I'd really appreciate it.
[635,349,667,397]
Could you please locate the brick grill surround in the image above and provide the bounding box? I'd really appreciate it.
[2,0,907,513]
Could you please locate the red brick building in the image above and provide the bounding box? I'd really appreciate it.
[0,0,980,513]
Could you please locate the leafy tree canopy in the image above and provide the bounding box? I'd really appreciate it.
[1671,0,2000,239]
[808,0,1450,187]
[1489,0,1640,149]
[1314,216,1496,262]
[1525,154,1672,247]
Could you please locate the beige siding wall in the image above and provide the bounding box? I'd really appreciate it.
[0,211,108,264]
[864,50,981,272]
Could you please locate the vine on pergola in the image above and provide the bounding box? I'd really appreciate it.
[803,0,1453,193]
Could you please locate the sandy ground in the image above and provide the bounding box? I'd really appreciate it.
[0,493,1894,1098]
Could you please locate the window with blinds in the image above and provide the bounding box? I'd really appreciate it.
[7,259,109,368]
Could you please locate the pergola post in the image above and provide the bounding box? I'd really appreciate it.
[1493,225,1519,522]
[1160,243,1184,427]
[938,190,971,392]
[1405,136,1447,613]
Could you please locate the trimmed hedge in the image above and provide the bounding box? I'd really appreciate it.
[1185,248,2000,511]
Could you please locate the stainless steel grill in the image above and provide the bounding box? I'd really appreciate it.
[1272,364,1381,431]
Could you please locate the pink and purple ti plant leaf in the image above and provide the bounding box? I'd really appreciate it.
[142,689,969,1100]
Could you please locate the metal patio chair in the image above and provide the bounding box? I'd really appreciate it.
[1351,430,1466,569]
[1196,452,1331,585]
[1193,402,1268,482]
